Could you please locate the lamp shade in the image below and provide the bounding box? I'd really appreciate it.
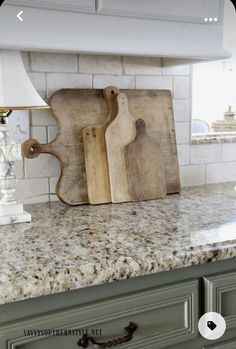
[0,50,49,110]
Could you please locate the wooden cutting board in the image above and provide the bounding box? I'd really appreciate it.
[22,88,180,206]
[105,93,136,203]
[83,86,119,204]
[125,118,166,202]
[22,88,112,205]
[122,89,180,195]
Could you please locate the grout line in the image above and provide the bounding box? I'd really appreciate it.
[92,74,95,88]
[121,56,125,75]
[46,126,49,144]
[77,54,80,72]
[48,177,51,203]
[22,157,26,179]
[220,143,223,163]
[188,144,191,166]
[45,72,48,100]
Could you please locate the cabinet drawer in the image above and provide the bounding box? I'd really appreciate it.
[203,338,236,349]
[1,280,198,349]
[204,271,236,329]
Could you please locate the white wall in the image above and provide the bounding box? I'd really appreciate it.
[15,52,236,204]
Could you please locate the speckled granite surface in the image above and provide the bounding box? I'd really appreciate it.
[1,183,236,305]
[192,133,236,144]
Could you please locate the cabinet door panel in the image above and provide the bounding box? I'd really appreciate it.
[97,0,221,23]
[1,280,198,349]
[204,271,236,330]
[203,338,236,349]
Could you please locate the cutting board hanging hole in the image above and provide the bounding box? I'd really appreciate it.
[136,118,146,134]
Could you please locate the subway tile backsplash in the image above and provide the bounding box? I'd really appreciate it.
[18,52,236,204]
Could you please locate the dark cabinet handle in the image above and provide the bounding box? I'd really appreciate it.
[77,322,138,348]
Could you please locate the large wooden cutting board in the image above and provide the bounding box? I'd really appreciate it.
[83,86,119,204]
[105,93,136,203]
[122,89,180,195]
[22,89,111,205]
[125,118,166,202]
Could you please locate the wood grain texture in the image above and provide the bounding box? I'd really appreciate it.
[22,88,180,206]
[125,118,166,201]
[122,89,180,194]
[105,93,136,203]
[22,89,109,205]
[83,86,119,204]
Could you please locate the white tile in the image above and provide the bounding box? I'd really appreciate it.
[13,160,24,179]
[31,109,56,126]
[206,162,236,184]
[162,64,191,76]
[223,143,236,162]
[123,56,162,75]
[136,76,172,90]
[173,76,190,99]
[173,99,190,122]
[28,73,46,98]
[31,126,47,143]
[47,74,92,97]
[175,122,190,144]
[177,144,190,166]
[21,52,30,71]
[49,177,59,202]
[48,126,58,143]
[190,144,222,164]
[31,52,78,72]
[93,75,134,89]
[79,54,122,74]
[25,154,60,178]
[180,165,206,187]
[16,178,49,204]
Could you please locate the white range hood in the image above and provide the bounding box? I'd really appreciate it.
[0,0,232,62]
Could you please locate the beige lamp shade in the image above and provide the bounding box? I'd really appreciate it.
[0,50,49,110]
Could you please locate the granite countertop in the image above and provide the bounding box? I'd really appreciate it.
[1,183,236,305]
[192,133,236,144]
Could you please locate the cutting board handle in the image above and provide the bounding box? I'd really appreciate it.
[22,139,52,159]
[135,118,147,135]
[103,86,119,101]
[117,93,129,113]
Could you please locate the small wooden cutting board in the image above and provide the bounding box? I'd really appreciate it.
[122,89,180,195]
[125,118,166,202]
[22,89,109,205]
[83,86,119,204]
[105,93,136,203]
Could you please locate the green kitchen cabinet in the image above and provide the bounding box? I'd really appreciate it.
[0,280,198,349]
[204,271,236,330]
[1,259,236,349]
[203,339,236,349]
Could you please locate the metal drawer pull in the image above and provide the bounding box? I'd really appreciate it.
[77,322,138,348]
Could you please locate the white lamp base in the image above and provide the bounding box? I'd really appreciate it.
[0,122,32,226]
[0,203,31,225]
